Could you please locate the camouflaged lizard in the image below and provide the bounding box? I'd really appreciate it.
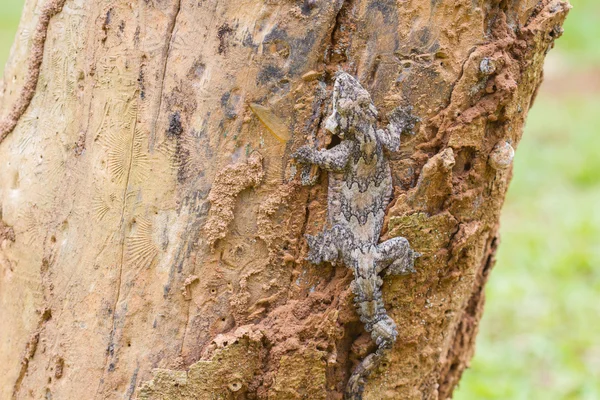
[293,72,419,399]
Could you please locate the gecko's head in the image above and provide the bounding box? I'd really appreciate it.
[325,72,378,139]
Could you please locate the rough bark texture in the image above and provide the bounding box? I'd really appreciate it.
[0,0,568,399]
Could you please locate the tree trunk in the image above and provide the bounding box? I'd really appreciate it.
[0,0,569,399]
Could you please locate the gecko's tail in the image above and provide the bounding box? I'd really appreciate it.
[345,270,398,399]
[345,348,387,400]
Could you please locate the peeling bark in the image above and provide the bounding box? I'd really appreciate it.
[0,0,569,399]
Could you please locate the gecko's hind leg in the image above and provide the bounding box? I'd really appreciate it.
[305,232,337,264]
[375,236,420,276]
[305,224,354,265]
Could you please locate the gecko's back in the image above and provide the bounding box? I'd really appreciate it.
[324,73,394,248]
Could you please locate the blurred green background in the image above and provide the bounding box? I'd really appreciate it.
[0,1,598,398]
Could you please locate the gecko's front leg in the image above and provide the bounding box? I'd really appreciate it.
[376,106,419,152]
[374,236,420,276]
[293,140,353,172]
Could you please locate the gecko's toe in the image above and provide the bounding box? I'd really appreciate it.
[386,257,415,276]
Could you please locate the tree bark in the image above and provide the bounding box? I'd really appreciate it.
[0,0,569,399]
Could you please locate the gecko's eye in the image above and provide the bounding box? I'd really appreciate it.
[356,92,371,107]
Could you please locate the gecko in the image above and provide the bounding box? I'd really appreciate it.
[293,72,419,399]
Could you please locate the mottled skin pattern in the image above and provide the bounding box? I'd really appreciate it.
[294,72,419,399]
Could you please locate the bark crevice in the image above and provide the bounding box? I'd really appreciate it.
[148,0,182,150]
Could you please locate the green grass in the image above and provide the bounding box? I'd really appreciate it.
[0,1,598,399]
[0,0,23,75]
[455,96,600,400]
[558,0,600,66]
